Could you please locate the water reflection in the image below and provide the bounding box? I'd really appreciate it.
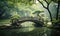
[19,21,35,32]
[0,21,52,36]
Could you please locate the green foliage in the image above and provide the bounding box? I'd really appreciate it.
[0,0,35,18]
[0,0,34,5]
[46,0,52,3]
[45,0,59,3]
[38,0,52,3]
[0,19,10,25]
[52,18,60,24]
[52,0,59,3]
[11,14,20,19]
[39,0,58,4]
[33,11,44,14]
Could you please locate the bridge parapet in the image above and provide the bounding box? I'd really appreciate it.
[19,17,41,21]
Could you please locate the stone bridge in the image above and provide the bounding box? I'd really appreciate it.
[11,17,44,27]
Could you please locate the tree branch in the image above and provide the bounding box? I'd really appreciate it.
[44,0,49,4]
[37,0,52,21]
[44,0,50,8]
[37,0,47,9]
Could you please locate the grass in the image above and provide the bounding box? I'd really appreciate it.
[0,19,11,26]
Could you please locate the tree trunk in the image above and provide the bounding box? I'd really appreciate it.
[51,1,60,36]
[47,8,52,21]
[37,0,52,21]
[56,1,60,20]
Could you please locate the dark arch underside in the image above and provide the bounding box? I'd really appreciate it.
[17,19,44,27]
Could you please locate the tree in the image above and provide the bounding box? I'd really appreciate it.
[50,0,60,20]
[37,0,55,21]
[0,1,14,19]
[37,0,60,23]
[0,1,6,18]
[56,0,60,20]
[0,0,34,19]
[49,0,60,36]
[0,0,59,20]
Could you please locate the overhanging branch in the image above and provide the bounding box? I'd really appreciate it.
[37,0,52,21]
[37,0,47,9]
[44,0,50,8]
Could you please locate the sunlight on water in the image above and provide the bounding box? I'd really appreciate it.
[18,27,35,32]
[18,21,35,32]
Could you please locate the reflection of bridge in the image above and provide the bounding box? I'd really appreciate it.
[12,17,44,27]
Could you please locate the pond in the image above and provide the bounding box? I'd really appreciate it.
[0,22,52,36]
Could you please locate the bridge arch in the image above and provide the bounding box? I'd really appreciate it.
[12,17,44,27]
